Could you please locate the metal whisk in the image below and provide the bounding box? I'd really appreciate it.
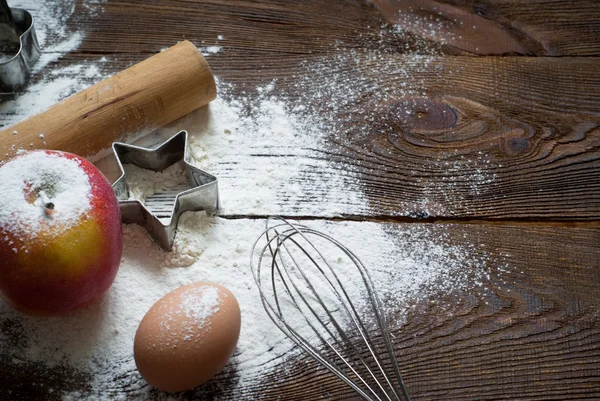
[251,218,411,401]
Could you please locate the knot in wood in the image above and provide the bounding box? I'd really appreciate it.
[500,128,531,155]
[387,97,457,133]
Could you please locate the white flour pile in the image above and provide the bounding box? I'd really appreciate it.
[163,83,369,217]
[0,151,91,240]
[123,162,189,204]
[0,7,506,401]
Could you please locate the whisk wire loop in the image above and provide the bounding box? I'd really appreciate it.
[251,218,411,401]
[269,230,394,401]
[255,235,377,400]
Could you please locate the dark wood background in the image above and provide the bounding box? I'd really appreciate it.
[1,0,599,400]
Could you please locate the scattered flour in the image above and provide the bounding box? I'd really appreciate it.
[0,217,497,400]
[33,34,84,74]
[0,80,498,401]
[11,0,106,45]
[0,1,110,129]
[153,82,369,217]
[10,0,77,46]
[82,0,107,17]
[155,284,222,345]
[0,8,505,401]
[179,286,221,330]
[0,62,105,129]
[200,45,222,56]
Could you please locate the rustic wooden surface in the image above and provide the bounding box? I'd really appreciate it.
[1,0,599,400]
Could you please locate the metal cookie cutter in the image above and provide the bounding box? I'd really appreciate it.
[0,0,40,91]
[112,131,219,251]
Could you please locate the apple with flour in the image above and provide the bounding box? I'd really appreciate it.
[0,150,123,316]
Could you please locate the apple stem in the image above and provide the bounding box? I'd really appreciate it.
[39,190,56,217]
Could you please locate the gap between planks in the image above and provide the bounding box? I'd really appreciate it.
[217,214,600,227]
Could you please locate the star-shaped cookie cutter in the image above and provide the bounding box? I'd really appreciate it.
[111,130,219,250]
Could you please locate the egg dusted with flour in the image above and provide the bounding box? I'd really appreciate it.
[134,282,241,392]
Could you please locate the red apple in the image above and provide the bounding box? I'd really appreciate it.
[0,150,123,317]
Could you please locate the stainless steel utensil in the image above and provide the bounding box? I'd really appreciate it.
[251,218,411,401]
[112,130,219,250]
[0,0,40,91]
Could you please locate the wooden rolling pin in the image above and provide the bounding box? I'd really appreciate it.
[0,40,216,164]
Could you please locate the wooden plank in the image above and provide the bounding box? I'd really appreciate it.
[1,1,599,401]
[2,53,599,220]
[62,0,600,56]
[243,224,600,401]
[466,0,600,56]
[205,55,600,220]
[70,0,388,55]
[371,0,600,56]
[1,222,598,400]
[315,55,600,220]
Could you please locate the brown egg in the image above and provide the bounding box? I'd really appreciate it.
[134,282,241,392]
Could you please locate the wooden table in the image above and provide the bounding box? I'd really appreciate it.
[1,1,599,400]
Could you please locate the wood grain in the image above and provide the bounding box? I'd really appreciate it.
[0,0,599,400]
[371,0,600,56]
[449,0,600,56]
[251,224,600,401]
[320,55,600,220]
[61,0,600,57]
[19,52,599,221]
[1,223,598,400]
